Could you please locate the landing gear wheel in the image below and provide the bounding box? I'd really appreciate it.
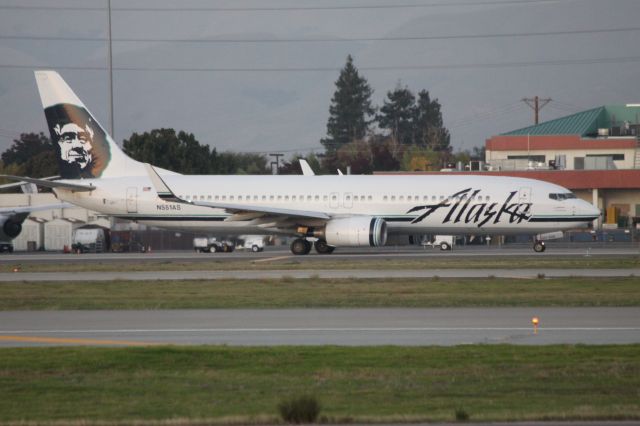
[290,238,312,255]
[314,239,335,254]
[533,241,546,253]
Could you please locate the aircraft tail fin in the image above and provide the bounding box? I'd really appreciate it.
[34,70,145,180]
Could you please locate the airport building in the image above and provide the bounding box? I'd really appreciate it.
[484,104,640,229]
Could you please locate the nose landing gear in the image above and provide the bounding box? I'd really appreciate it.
[533,240,546,253]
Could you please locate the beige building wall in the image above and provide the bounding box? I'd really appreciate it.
[486,147,636,170]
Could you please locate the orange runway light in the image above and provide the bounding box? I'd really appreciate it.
[532,316,540,334]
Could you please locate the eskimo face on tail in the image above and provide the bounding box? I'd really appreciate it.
[45,104,110,179]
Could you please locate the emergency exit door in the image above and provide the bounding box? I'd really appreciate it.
[126,187,138,213]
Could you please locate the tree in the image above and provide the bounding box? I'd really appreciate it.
[321,55,374,152]
[277,153,323,175]
[377,84,416,145]
[215,152,269,175]
[0,132,58,178]
[123,129,212,174]
[414,90,450,151]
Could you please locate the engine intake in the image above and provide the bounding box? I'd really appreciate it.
[319,217,387,247]
[2,218,22,239]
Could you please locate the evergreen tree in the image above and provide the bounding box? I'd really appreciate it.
[123,129,212,174]
[414,90,450,151]
[321,55,374,152]
[0,132,57,178]
[377,84,416,145]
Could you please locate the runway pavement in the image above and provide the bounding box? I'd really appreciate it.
[1,244,638,265]
[1,307,639,347]
[1,267,639,281]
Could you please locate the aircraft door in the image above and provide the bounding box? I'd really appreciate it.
[126,187,138,213]
[518,187,531,204]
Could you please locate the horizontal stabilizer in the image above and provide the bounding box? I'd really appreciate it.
[0,175,95,192]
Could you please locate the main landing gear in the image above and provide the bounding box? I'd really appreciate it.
[533,240,546,253]
[290,238,335,255]
[314,239,335,254]
[290,238,312,255]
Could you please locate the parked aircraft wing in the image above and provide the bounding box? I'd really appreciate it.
[144,163,331,221]
[0,175,95,192]
[0,202,74,215]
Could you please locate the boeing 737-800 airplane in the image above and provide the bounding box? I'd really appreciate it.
[1,71,600,254]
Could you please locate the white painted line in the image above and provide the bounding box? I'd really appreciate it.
[2,327,640,334]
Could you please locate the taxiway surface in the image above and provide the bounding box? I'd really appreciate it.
[1,307,639,347]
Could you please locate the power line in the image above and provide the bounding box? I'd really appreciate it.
[2,26,638,44]
[3,55,639,72]
[0,0,589,12]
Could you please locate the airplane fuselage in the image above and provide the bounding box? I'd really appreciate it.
[55,173,600,236]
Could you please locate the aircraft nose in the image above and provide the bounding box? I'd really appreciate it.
[583,201,601,218]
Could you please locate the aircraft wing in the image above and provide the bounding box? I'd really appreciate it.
[0,175,95,192]
[0,175,60,190]
[144,163,331,221]
[0,202,74,215]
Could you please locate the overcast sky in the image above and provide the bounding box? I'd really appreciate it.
[1,0,639,158]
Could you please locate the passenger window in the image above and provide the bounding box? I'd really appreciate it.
[238,196,243,201]
[230,196,234,201]
[332,195,337,200]
[277,195,282,201]
[292,196,297,201]
[207,195,212,200]
[261,195,266,201]
[285,195,289,201]
[391,196,396,201]
[399,196,404,201]
[383,195,388,201]
[222,195,227,201]
[323,195,328,201]
[215,195,219,201]
[368,195,372,201]
[315,195,320,201]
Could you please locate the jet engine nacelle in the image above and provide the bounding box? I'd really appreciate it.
[322,216,387,247]
[1,214,23,240]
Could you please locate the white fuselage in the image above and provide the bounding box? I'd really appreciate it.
[54,174,600,237]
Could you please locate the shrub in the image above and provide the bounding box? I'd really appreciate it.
[455,407,469,421]
[278,395,321,423]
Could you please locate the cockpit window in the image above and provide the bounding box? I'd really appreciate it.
[549,192,577,201]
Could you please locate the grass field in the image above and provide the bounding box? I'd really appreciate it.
[1,276,640,310]
[0,345,638,424]
[3,254,639,273]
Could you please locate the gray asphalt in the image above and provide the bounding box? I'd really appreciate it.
[1,268,638,281]
[1,307,638,347]
[1,244,638,265]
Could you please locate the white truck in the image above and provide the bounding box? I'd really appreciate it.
[236,235,265,252]
[193,237,235,253]
[422,235,455,251]
[71,228,107,253]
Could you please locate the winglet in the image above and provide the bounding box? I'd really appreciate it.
[299,159,315,176]
[143,163,184,203]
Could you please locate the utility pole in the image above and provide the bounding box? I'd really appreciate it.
[269,153,283,175]
[522,96,551,125]
[107,0,114,137]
